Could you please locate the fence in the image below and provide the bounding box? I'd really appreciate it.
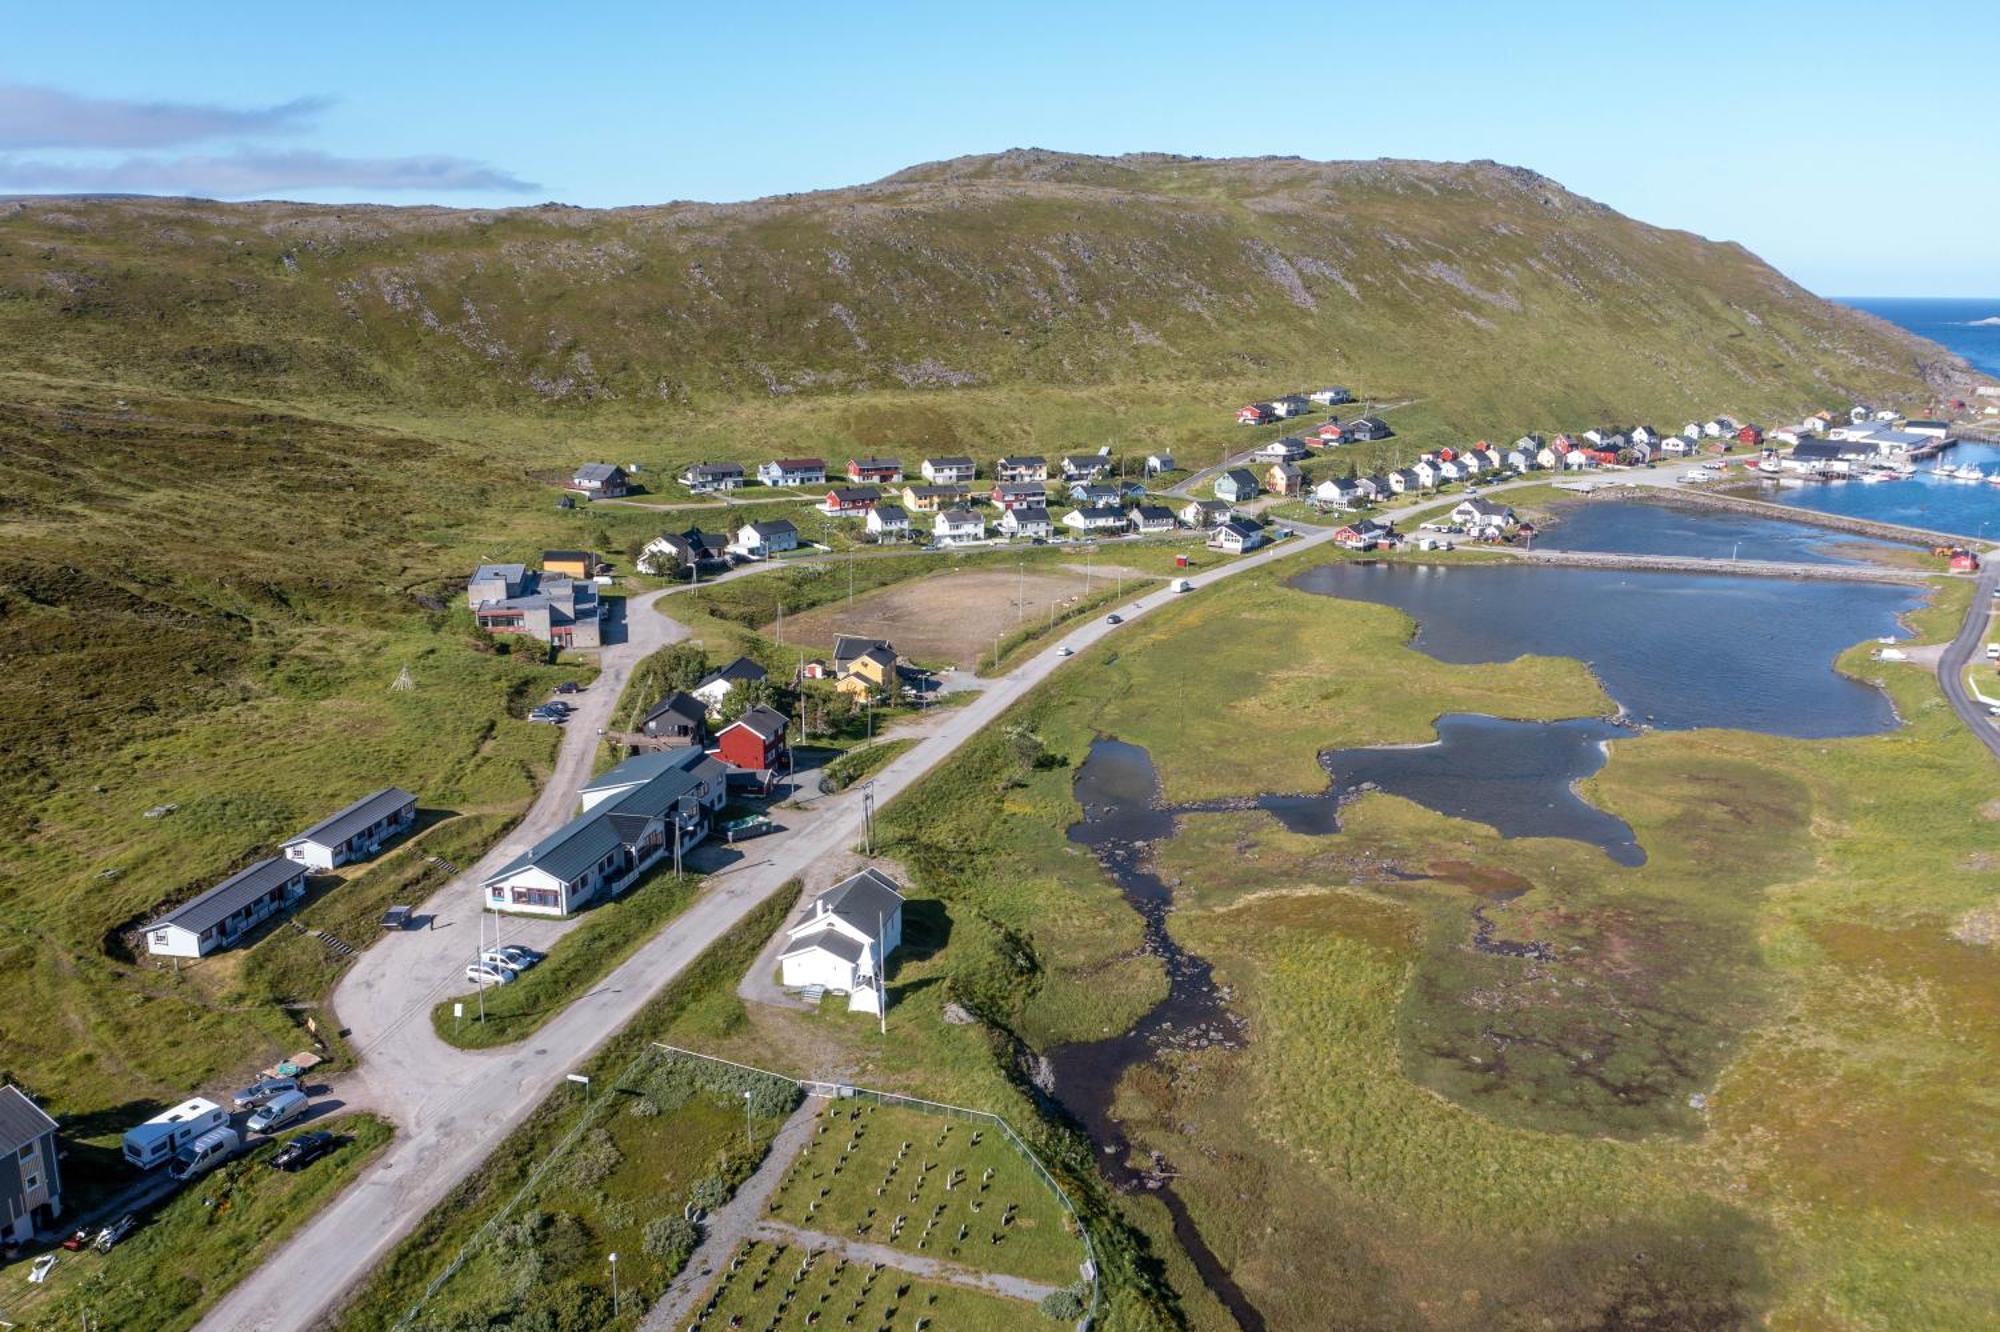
[655,1043,1103,1327]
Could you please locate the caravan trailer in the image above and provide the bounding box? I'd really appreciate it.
[122,1097,229,1170]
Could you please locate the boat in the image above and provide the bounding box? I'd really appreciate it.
[1955,465,1986,482]
[1861,470,1892,483]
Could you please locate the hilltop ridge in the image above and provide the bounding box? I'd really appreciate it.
[0,151,1980,422]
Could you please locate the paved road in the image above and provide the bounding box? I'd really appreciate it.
[200,514,1350,1330]
[205,455,1826,1329]
[1936,558,2000,760]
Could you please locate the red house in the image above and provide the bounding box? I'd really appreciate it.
[1950,551,1981,573]
[1237,405,1275,426]
[711,705,789,773]
[1736,425,1765,447]
[822,486,881,515]
[847,457,904,483]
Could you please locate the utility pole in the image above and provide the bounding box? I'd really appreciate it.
[862,781,876,856]
[743,1090,755,1150]
[876,914,887,1036]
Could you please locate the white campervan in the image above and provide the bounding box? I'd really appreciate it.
[167,1126,240,1182]
[123,1097,230,1170]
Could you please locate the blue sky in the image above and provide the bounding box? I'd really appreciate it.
[3,0,1995,295]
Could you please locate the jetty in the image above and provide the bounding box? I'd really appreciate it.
[1490,546,1934,585]
[1595,480,1992,550]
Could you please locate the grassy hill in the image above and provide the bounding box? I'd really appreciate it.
[0,150,1983,1140]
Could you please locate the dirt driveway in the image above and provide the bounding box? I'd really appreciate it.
[771,568,1127,667]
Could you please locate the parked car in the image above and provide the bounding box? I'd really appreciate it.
[1105,614,1123,625]
[269,1130,339,1173]
[246,1090,311,1135]
[527,709,565,724]
[381,904,414,931]
[466,960,516,987]
[168,1127,240,1182]
[1056,646,1074,657]
[479,948,532,973]
[490,944,541,971]
[92,1214,136,1253]
[232,1076,299,1110]
[542,700,573,714]
[556,681,582,694]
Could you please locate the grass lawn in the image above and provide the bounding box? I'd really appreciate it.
[3,1115,392,1332]
[405,1057,798,1330]
[817,738,918,793]
[688,1239,1048,1330]
[429,862,705,1049]
[767,1101,1085,1286]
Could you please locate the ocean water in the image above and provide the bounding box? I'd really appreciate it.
[1839,297,2000,378]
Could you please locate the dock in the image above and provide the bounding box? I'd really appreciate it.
[1491,547,1934,585]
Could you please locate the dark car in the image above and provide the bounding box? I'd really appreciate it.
[269,1130,339,1173]
[1105,614,1123,625]
[556,681,582,695]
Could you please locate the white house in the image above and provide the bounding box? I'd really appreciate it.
[1505,447,1534,471]
[1309,386,1354,406]
[996,456,1048,482]
[1314,477,1363,509]
[777,867,906,1014]
[1435,459,1464,483]
[145,857,309,959]
[1563,449,1591,470]
[1411,459,1440,489]
[757,458,826,488]
[1450,498,1517,533]
[920,456,977,484]
[729,519,800,561]
[1208,518,1266,554]
[1000,505,1053,540]
[1255,437,1308,463]
[692,657,769,714]
[933,508,987,546]
[1660,435,1695,456]
[282,787,417,870]
[866,504,913,541]
[1063,505,1127,535]
[1132,504,1177,533]
[485,748,725,916]
[681,462,746,494]
[1631,426,1658,446]
[1536,445,1561,470]
[1144,452,1175,476]
[1180,498,1230,528]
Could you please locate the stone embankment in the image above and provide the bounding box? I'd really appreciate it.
[1494,546,1931,585]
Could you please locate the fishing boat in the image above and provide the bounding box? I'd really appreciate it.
[1954,464,1986,482]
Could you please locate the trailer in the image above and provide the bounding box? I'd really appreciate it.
[123,1097,229,1170]
[723,814,774,844]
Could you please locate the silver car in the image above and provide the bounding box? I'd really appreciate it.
[246,1089,311,1134]
[232,1076,299,1110]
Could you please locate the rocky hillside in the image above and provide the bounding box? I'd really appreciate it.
[0,151,1977,423]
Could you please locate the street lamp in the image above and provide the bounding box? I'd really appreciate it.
[742,1090,755,1150]
[608,1252,620,1317]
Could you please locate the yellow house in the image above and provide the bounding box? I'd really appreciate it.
[836,645,900,696]
[542,549,596,580]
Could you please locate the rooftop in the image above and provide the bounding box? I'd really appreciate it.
[148,856,303,936]
[284,787,416,851]
[0,1086,58,1152]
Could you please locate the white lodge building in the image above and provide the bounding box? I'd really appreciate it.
[777,867,906,1014]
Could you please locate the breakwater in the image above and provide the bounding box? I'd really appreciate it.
[1595,483,1986,549]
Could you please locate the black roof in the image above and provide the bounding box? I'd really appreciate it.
[543,549,593,563]
[641,691,706,730]
[698,656,768,689]
[285,787,416,851]
[150,857,305,936]
[722,704,789,740]
[816,867,906,931]
[1222,469,1258,487]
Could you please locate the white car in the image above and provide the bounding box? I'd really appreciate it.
[1056,646,1074,657]
[466,960,516,987]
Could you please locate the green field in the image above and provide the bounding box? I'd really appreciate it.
[689,1239,1046,1330]
[767,1102,1085,1286]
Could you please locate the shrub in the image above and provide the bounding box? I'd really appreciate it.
[643,1213,700,1262]
[1039,1285,1086,1320]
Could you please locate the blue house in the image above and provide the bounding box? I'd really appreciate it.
[1214,469,1261,504]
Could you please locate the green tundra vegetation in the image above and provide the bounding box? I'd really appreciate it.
[660,551,1996,1331]
[0,151,1988,1323]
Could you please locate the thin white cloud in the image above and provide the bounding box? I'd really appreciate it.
[0,150,539,196]
[0,84,330,150]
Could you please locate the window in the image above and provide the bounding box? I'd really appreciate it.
[24,1172,38,1191]
[17,1144,30,1161]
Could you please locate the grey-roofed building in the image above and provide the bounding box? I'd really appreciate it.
[282,787,417,870]
[996,455,1048,481]
[729,518,800,561]
[641,691,707,747]
[0,1085,61,1244]
[692,656,770,713]
[681,461,747,494]
[920,456,977,483]
[145,856,308,959]
[485,747,726,916]
[466,563,529,609]
[777,866,906,1014]
[832,635,897,676]
[1214,468,1261,503]
[473,576,602,650]
[570,462,630,497]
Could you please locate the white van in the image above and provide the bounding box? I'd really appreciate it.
[246,1090,310,1135]
[1985,643,1999,660]
[167,1126,240,1182]
[1170,578,1193,594]
[123,1097,229,1170]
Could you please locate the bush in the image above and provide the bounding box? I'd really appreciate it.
[567,1127,624,1190]
[1039,1285,1087,1320]
[643,1213,700,1262]
[688,1174,729,1211]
